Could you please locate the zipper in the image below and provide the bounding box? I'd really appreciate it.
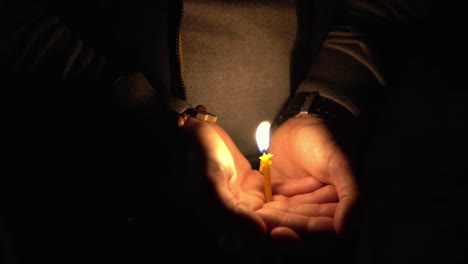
[173,0,187,100]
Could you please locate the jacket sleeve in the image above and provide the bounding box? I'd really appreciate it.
[295,0,432,121]
[0,0,106,79]
[0,0,158,110]
[0,0,180,180]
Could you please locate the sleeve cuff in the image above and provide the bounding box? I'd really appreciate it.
[296,45,384,119]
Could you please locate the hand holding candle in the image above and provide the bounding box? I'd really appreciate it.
[254,115,360,239]
[256,121,273,203]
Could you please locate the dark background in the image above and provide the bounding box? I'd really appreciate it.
[2,1,467,264]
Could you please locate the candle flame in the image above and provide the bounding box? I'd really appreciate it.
[256,121,271,153]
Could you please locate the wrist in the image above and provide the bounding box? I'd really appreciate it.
[277,92,357,127]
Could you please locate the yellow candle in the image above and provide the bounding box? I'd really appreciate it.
[256,120,273,203]
[259,152,273,202]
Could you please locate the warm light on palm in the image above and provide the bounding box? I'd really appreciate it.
[257,115,359,239]
[181,115,358,241]
[182,117,267,233]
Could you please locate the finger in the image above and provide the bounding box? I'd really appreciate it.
[257,208,334,233]
[233,203,268,235]
[270,226,301,242]
[287,185,338,204]
[273,177,324,196]
[214,187,268,236]
[328,158,359,234]
[263,202,337,217]
[335,191,359,234]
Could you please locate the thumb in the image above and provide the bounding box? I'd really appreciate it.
[330,157,360,234]
[335,192,359,234]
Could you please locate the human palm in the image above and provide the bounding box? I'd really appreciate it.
[182,117,267,236]
[256,115,359,240]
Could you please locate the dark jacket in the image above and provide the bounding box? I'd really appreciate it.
[1,0,427,160]
[0,1,439,263]
[1,0,429,119]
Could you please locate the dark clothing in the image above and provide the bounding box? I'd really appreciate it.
[1,1,466,264]
[1,0,387,160]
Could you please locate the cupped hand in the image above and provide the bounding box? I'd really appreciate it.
[256,115,359,240]
[181,117,267,237]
